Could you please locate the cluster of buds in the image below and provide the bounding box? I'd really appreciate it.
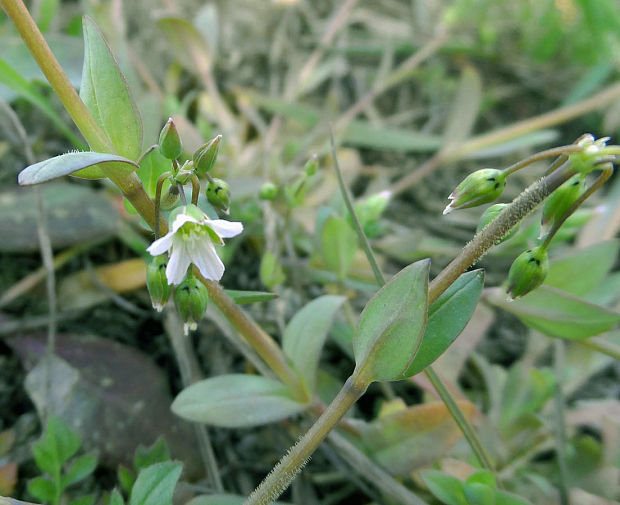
[145,119,243,332]
[443,133,616,299]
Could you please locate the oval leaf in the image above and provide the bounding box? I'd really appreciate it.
[18,151,138,185]
[405,270,484,377]
[283,295,346,395]
[487,286,620,339]
[80,16,143,159]
[129,462,182,505]
[171,374,308,428]
[354,259,430,382]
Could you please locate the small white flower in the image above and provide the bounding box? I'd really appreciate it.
[147,204,243,285]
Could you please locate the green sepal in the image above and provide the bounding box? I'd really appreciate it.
[507,246,549,299]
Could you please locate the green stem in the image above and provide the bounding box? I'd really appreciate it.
[244,373,368,505]
[576,337,620,361]
[425,367,495,470]
[502,145,583,176]
[330,131,385,286]
[553,340,570,505]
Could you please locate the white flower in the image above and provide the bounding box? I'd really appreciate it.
[147,204,243,285]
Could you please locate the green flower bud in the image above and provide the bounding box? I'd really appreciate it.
[570,134,611,174]
[357,190,391,224]
[158,118,182,160]
[507,246,549,299]
[193,135,222,177]
[540,174,586,238]
[476,203,518,242]
[304,155,318,176]
[159,184,180,210]
[259,182,279,201]
[174,272,209,335]
[146,255,172,312]
[444,169,507,214]
[206,178,231,213]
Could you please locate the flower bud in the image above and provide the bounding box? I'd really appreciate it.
[206,178,231,213]
[444,169,507,215]
[259,182,278,201]
[174,272,209,335]
[540,173,586,238]
[476,203,518,242]
[304,155,318,176]
[570,134,611,174]
[146,255,172,311]
[159,184,180,210]
[193,135,222,177]
[507,246,549,299]
[158,118,182,160]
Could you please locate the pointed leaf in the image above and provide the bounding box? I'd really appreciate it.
[33,416,81,476]
[27,477,56,503]
[354,259,430,382]
[171,374,308,428]
[61,452,98,488]
[283,295,346,394]
[405,270,484,376]
[80,16,143,159]
[18,151,138,185]
[110,488,125,505]
[129,462,182,505]
[487,286,620,339]
[420,470,467,505]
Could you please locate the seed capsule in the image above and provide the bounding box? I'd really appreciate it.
[193,135,222,177]
[476,203,518,242]
[444,168,507,214]
[146,255,172,311]
[206,178,231,213]
[507,246,549,299]
[174,272,209,335]
[540,173,586,238]
[259,182,279,201]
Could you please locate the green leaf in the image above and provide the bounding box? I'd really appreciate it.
[487,286,620,339]
[282,295,346,395]
[544,240,619,296]
[61,452,98,488]
[494,491,534,505]
[420,470,467,505]
[136,148,172,198]
[80,16,143,159]
[260,251,286,289]
[171,374,308,428]
[129,462,182,505]
[321,216,358,281]
[0,57,84,147]
[463,483,495,505]
[225,289,279,304]
[28,476,56,503]
[133,437,170,473]
[156,17,211,75]
[33,416,81,477]
[109,488,125,505]
[117,465,135,495]
[69,494,96,505]
[18,151,138,185]
[353,259,430,382]
[441,65,482,151]
[404,270,484,377]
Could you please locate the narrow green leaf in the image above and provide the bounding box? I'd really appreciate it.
[487,286,620,339]
[129,462,182,505]
[282,295,346,394]
[259,251,286,289]
[420,470,467,505]
[0,57,84,147]
[117,465,135,495]
[61,452,98,488]
[405,270,484,377]
[225,289,279,304]
[18,152,138,185]
[544,240,619,296]
[321,216,358,280]
[171,374,308,428]
[80,16,143,159]
[27,477,56,503]
[109,488,125,505]
[354,259,430,382]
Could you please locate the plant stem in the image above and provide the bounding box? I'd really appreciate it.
[553,340,570,505]
[576,337,620,360]
[243,373,368,505]
[502,145,583,175]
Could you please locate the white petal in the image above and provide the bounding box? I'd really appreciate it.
[171,213,201,233]
[166,239,192,285]
[147,232,174,256]
[206,219,243,238]
[193,239,225,280]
